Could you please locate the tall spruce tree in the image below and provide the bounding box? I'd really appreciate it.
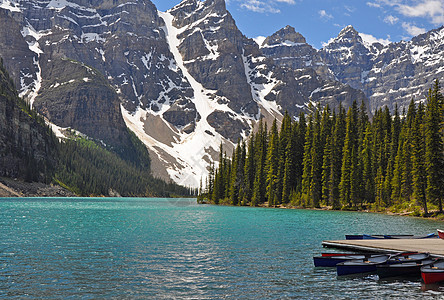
[277,113,292,203]
[266,119,280,206]
[412,102,428,214]
[362,124,374,204]
[331,106,346,209]
[310,109,323,207]
[301,114,314,206]
[244,137,255,204]
[339,101,359,208]
[425,80,444,212]
[295,113,307,192]
[252,120,268,206]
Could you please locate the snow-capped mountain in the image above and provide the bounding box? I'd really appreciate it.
[4,0,439,188]
[262,24,444,112]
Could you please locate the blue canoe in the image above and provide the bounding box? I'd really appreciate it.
[336,254,391,276]
[345,233,437,240]
[313,254,379,267]
[377,258,436,279]
[336,252,430,276]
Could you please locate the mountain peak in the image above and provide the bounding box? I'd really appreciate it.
[323,25,363,48]
[262,25,306,47]
[172,0,226,15]
[174,0,225,10]
[339,25,359,37]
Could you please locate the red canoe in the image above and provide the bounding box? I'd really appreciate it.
[421,260,444,284]
[438,229,444,239]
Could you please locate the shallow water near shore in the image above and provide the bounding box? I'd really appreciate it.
[1,197,444,299]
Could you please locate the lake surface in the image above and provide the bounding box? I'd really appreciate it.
[1,198,444,299]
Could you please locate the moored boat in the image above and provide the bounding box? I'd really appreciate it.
[346,233,437,240]
[437,229,444,239]
[387,233,437,239]
[389,252,430,264]
[421,260,444,284]
[336,253,430,276]
[377,259,436,279]
[336,254,391,276]
[314,254,375,267]
[321,253,363,257]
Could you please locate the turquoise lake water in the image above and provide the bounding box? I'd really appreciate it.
[1,198,444,299]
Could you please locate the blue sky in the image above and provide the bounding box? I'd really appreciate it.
[152,0,444,49]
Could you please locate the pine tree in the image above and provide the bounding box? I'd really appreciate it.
[229,142,242,205]
[361,124,374,204]
[277,112,292,203]
[310,109,323,207]
[339,102,359,208]
[301,114,314,206]
[266,119,280,206]
[282,137,294,204]
[252,120,268,206]
[400,125,413,202]
[412,102,427,214]
[330,105,346,209]
[244,137,255,204]
[295,112,307,192]
[321,134,332,206]
[425,80,444,212]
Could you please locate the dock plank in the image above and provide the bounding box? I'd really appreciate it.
[322,239,444,258]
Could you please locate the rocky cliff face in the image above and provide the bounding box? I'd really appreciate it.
[262,25,444,112]
[0,0,179,156]
[0,60,56,182]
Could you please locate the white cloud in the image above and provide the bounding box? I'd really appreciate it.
[366,2,381,8]
[396,1,444,25]
[238,0,297,14]
[275,0,296,4]
[402,22,427,36]
[384,15,399,25]
[369,0,444,26]
[359,32,392,46]
[344,5,355,13]
[319,10,333,20]
[241,1,280,13]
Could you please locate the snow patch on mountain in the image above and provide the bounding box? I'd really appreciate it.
[122,10,241,187]
[359,32,391,49]
[242,53,282,117]
[0,0,20,12]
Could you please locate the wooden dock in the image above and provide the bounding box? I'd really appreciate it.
[323,239,444,258]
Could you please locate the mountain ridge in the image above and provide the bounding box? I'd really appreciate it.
[261,23,444,112]
[0,0,442,188]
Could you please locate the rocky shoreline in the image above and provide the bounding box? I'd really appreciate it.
[0,177,76,197]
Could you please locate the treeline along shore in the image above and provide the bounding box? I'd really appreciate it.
[199,80,444,217]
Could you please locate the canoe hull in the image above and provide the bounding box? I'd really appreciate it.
[314,257,346,267]
[377,265,419,278]
[336,255,391,276]
[314,256,365,267]
[337,264,378,276]
[377,259,435,279]
[421,260,444,284]
[422,271,444,284]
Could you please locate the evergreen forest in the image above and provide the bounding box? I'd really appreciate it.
[200,81,444,216]
[54,136,193,197]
